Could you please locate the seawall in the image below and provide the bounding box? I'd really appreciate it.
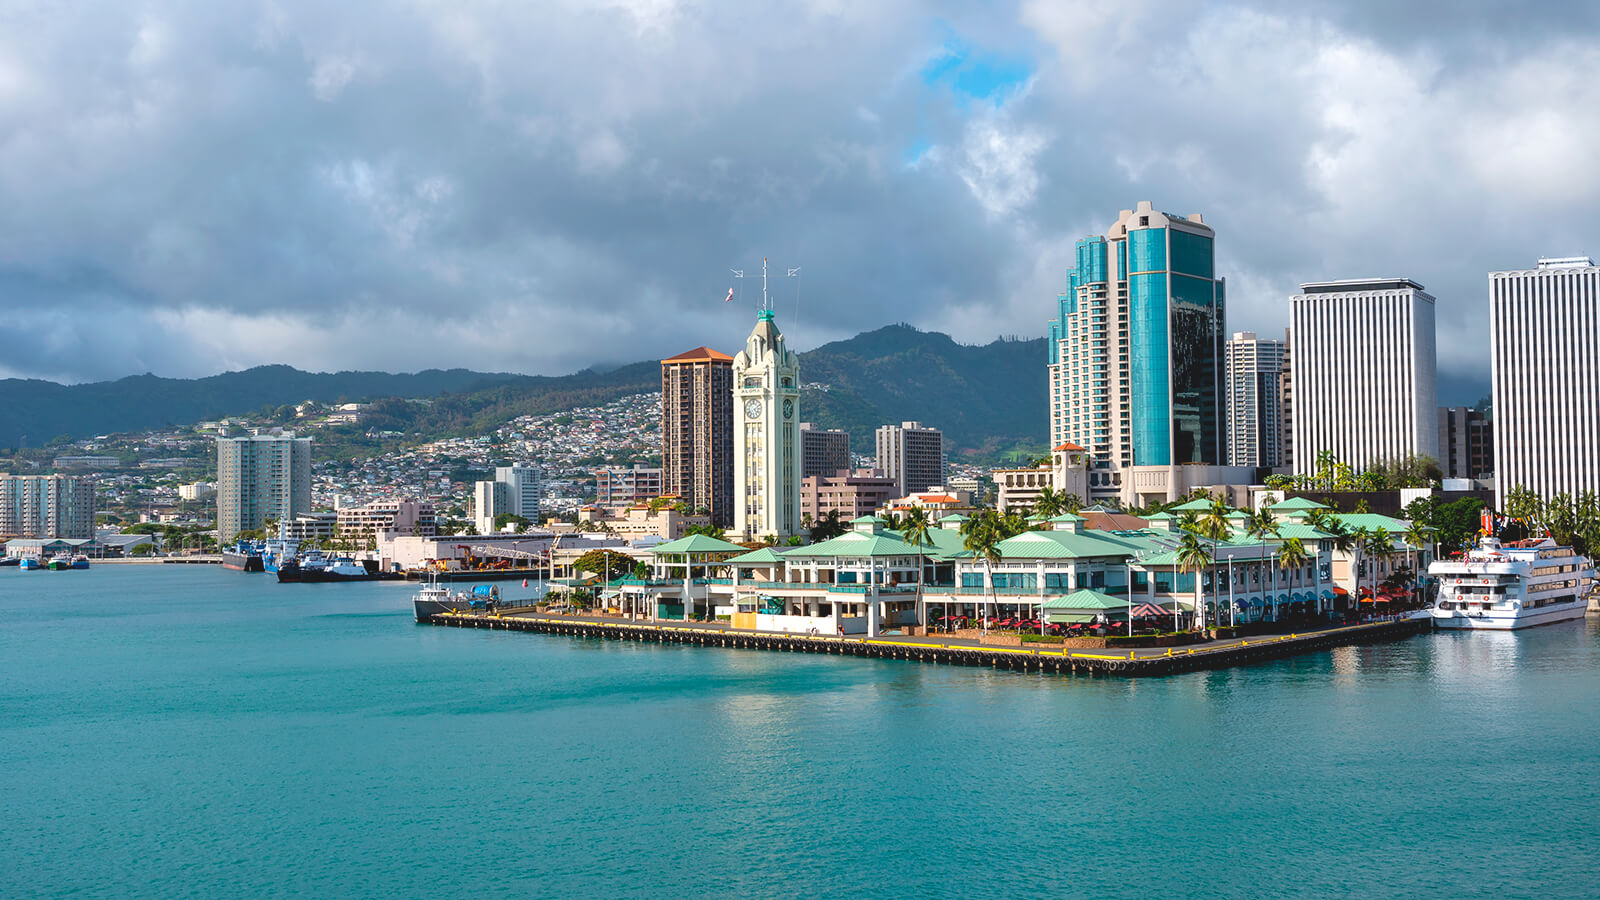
[420,613,1433,678]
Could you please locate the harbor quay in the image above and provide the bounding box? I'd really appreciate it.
[419,608,1432,678]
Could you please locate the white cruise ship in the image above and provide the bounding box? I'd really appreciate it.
[1427,537,1595,630]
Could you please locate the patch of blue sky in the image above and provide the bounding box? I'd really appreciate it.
[919,30,1033,107]
[901,138,933,167]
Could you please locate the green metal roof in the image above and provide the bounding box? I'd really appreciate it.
[849,515,880,524]
[782,529,925,559]
[649,534,748,555]
[1333,513,1411,535]
[1144,512,1175,521]
[726,547,786,565]
[1170,498,1229,512]
[1041,589,1128,611]
[989,529,1147,561]
[1049,513,1084,522]
[1271,523,1333,540]
[1269,497,1328,510]
[940,513,969,522]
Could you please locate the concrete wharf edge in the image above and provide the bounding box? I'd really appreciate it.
[421,613,1433,678]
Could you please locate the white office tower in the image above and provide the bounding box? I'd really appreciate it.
[495,465,543,520]
[1289,279,1438,476]
[473,464,541,534]
[216,433,312,542]
[1490,257,1600,508]
[875,421,946,495]
[732,309,802,540]
[1224,331,1289,468]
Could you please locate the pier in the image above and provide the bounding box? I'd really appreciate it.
[420,611,1433,677]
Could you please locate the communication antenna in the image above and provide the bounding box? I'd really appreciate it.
[787,266,802,334]
[761,257,770,313]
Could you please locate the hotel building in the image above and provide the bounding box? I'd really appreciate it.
[1048,201,1238,505]
[661,347,734,527]
[1289,279,1438,476]
[1489,257,1600,507]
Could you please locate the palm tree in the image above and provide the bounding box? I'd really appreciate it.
[1000,507,1031,539]
[1402,520,1435,604]
[1200,498,1233,627]
[960,510,1004,632]
[1242,508,1278,621]
[1175,530,1213,633]
[1278,537,1309,620]
[880,511,904,532]
[900,507,934,630]
[1363,528,1397,615]
[1319,516,1356,617]
[1034,486,1067,519]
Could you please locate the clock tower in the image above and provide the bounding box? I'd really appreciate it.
[732,308,801,541]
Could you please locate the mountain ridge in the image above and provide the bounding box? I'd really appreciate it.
[0,325,1049,456]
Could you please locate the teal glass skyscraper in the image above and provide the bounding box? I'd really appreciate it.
[1048,201,1225,501]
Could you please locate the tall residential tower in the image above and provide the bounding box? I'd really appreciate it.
[1489,257,1600,507]
[216,433,312,542]
[660,347,734,527]
[1224,331,1290,468]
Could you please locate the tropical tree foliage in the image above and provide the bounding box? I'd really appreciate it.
[572,549,634,580]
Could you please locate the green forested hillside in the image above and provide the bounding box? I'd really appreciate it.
[0,326,1048,458]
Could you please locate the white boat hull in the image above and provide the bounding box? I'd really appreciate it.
[1431,599,1589,630]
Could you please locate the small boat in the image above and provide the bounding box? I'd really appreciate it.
[0,556,19,567]
[71,555,90,570]
[18,557,41,570]
[1427,536,1595,630]
[278,551,404,583]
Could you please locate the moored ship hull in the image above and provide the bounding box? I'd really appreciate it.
[221,550,264,572]
[1432,598,1589,630]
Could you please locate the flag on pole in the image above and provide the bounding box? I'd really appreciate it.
[724,287,734,302]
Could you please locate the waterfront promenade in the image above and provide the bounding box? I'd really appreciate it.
[422,608,1431,677]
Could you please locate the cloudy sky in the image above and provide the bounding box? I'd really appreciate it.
[2,1,1596,399]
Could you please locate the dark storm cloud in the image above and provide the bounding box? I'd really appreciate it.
[0,0,1595,399]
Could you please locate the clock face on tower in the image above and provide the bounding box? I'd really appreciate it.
[745,398,763,419]
[782,398,793,419]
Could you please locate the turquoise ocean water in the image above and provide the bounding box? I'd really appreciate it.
[4,564,1599,899]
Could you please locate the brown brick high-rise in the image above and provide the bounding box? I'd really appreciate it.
[661,347,734,528]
